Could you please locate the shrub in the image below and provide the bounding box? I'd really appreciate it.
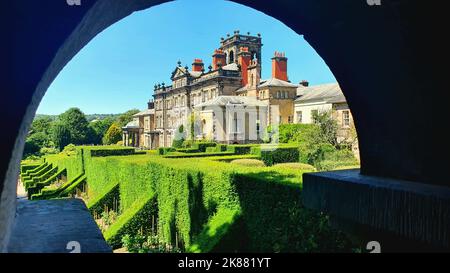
[215,144,227,152]
[158,147,176,155]
[250,146,261,157]
[273,163,316,171]
[261,147,300,166]
[193,142,216,152]
[89,147,135,157]
[164,152,235,159]
[230,159,265,167]
[102,123,123,145]
[172,138,185,149]
[205,147,216,153]
[39,146,357,253]
[226,144,256,155]
[175,148,200,153]
[40,147,59,155]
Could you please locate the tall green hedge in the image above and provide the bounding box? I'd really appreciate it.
[261,147,300,166]
[37,146,355,252]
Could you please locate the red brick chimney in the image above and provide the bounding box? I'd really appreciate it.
[238,47,251,86]
[212,49,226,70]
[271,51,288,81]
[192,59,204,72]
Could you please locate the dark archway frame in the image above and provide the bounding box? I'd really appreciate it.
[1,0,447,251]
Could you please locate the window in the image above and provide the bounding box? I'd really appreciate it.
[288,115,293,124]
[343,110,350,127]
[229,50,234,63]
[296,111,302,123]
[256,120,260,135]
[277,91,281,99]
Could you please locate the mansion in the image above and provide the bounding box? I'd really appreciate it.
[122,31,355,149]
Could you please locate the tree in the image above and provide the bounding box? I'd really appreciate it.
[30,116,54,135]
[58,108,90,145]
[312,110,338,147]
[103,123,123,145]
[52,123,72,151]
[88,118,114,144]
[117,109,140,127]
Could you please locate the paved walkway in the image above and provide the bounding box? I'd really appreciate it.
[8,198,112,253]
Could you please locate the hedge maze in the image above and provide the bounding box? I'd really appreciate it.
[19,144,356,252]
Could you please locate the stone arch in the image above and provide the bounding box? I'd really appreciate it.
[0,0,447,251]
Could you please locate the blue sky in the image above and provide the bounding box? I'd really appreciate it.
[37,0,336,115]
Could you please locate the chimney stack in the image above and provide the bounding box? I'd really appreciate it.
[271,51,288,81]
[300,80,309,87]
[148,100,154,109]
[212,49,226,70]
[238,47,252,86]
[192,58,204,72]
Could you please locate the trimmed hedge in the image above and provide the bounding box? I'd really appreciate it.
[58,175,87,197]
[88,183,120,216]
[20,164,41,174]
[28,168,67,199]
[176,148,200,153]
[192,142,216,152]
[164,152,235,159]
[89,147,135,157]
[104,196,157,248]
[261,147,300,166]
[31,172,85,200]
[36,146,355,253]
[158,147,176,155]
[226,144,257,155]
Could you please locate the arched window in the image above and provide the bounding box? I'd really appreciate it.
[229,50,234,63]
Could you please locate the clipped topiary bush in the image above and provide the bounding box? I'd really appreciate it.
[230,159,266,167]
[261,147,300,166]
[158,147,176,155]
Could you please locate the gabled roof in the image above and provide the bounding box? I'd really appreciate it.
[295,83,346,104]
[194,96,268,108]
[171,66,202,80]
[258,78,298,88]
[133,109,155,117]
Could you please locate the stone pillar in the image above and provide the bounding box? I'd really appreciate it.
[122,132,125,146]
[124,133,129,147]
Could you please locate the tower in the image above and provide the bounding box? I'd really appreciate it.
[219,30,262,65]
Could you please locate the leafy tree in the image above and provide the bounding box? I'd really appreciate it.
[103,123,123,145]
[52,123,72,151]
[87,118,114,144]
[117,109,140,127]
[312,110,338,147]
[30,116,54,135]
[58,108,90,145]
[23,138,41,157]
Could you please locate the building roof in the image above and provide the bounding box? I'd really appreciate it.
[222,62,239,71]
[123,119,139,129]
[194,96,268,108]
[133,109,155,117]
[189,71,202,77]
[295,83,346,104]
[258,78,298,88]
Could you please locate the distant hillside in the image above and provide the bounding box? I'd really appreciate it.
[35,113,123,122]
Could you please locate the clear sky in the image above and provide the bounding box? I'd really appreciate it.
[37,0,336,115]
